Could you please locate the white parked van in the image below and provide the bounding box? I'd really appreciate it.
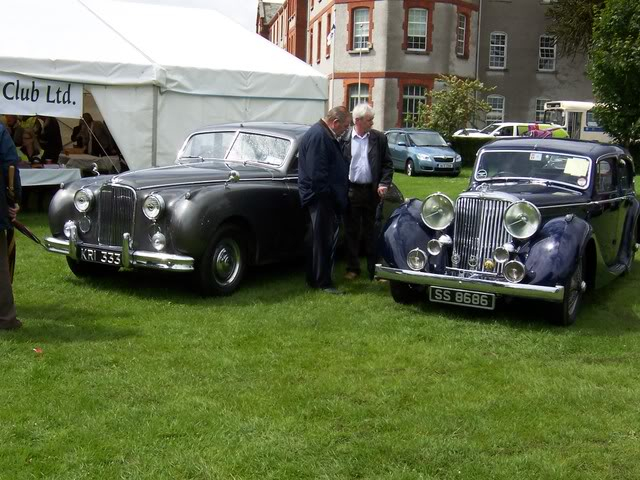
[543,101,612,142]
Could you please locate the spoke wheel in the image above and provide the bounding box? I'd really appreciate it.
[198,225,247,296]
[554,257,585,326]
[405,160,415,177]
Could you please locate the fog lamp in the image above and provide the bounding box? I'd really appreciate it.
[407,248,427,271]
[79,216,91,234]
[493,243,515,264]
[151,232,166,251]
[503,260,526,283]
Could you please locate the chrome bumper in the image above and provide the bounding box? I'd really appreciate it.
[375,264,564,302]
[45,226,194,272]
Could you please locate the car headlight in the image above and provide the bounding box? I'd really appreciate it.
[504,201,541,239]
[455,154,462,163]
[73,188,94,213]
[143,194,165,220]
[421,193,454,231]
[416,153,431,161]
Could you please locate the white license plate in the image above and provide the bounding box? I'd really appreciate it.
[80,247,122,266]
[436,163,454,169]
[429,286,495,310]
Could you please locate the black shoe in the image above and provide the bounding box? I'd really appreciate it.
[0,318,22,330]
[321,287,345,295]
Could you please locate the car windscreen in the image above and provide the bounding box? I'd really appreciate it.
[408,132,447,147]
[475,150,592,189]
[480,123,499,134]
[178,131,236,162]
[225,132,291,167]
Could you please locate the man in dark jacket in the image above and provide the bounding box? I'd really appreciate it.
[341,103,394,280]
[298,106,351,294]
[0,123,22,330]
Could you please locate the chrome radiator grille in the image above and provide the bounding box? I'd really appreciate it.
[452,196,512,273]
[98,185,136,246]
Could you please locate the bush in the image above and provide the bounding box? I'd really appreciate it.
[451,137,494,167]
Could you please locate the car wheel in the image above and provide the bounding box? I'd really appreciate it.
[66,257,119,277]
[198,225,247,296]
[553,257,586,326]
[450,171,460,177]
[405,160,415,177]
[389,280,424,304]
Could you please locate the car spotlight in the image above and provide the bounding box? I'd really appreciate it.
[407,248,427,271]
[503,260,526,283]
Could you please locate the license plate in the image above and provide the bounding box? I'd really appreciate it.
[80,247,122,266]
[429,286,495,310]
[436,163,454,169]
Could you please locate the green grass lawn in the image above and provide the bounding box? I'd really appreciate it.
[2,169,640,479]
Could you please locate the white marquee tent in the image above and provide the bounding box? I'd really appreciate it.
[0,0,328,170]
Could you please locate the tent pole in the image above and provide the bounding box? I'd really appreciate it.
[151,86,159,167]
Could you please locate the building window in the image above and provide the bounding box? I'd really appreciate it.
[348,84,369,112]
[309,27,313,64]
[486,95,505,123]
[326,13,332,57]
[353,8,370,50]
[538,35,556,71]
[407,8,427,51]
[489,32,507,69]
[535,98,549,122]
[316,19,322,63]
[456,13,467,57]
[402,85,426,127]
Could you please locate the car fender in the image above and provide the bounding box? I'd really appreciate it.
[524,216,592,287]
[379,199,449,271]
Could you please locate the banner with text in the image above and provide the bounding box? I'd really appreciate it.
[0,73,82,118]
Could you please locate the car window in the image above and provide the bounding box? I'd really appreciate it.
[475,150,591,189]
[387,132,398,145]
[495,127,512,137]
[595,158,616,193]
[516,125,529,136]
[226,133,291,167]
[398,134,408,145]
[179,131,235,161]
[480,123,499,134]
[407,132,448,147]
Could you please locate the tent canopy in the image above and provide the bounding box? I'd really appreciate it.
[0,0,327,169]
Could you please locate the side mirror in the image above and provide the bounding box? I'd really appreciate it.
[225,170,240,188]
[397,141,407,147]
[447,142,452,147]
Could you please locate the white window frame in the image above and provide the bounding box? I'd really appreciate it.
[407,8,427,51]
[353,8,370,50]
[402,85,426,127]
[348,84,369,112]
[535,98,549,122]
[486,95,505,123]
[489,32,507,69]
[456,13,467,56]
[538,35,556,71]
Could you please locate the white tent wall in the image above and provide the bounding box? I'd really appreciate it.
[0,0,328,170]
[155,93,326,168]
[88,85,155,171]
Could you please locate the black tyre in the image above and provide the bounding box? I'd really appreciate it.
[66,257,119,277]
[389,280,424,304]
[553,257,585,326]
[197,225,248,296]
[405,160,415,177]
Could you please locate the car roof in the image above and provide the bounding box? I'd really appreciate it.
[193,121,311,140]
[482,138,626,159]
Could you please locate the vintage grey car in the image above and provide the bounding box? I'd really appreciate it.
[376,138,639,325]
[44,122,403,295]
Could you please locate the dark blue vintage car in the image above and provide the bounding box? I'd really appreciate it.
[43,122,403,295]
[375,138,639,325]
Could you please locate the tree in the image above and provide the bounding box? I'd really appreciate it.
[411,75,493,140]
[545,0,604,57]
[588,0,640,146]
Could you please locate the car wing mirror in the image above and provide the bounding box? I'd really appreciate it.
[225,170,240,188]
[397,141,407,147]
